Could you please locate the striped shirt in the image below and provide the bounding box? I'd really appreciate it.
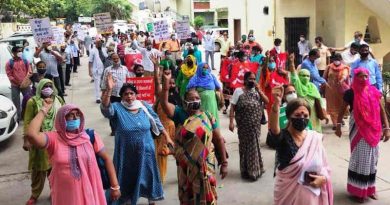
[101,64,130,97]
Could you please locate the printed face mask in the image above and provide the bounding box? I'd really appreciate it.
[185,100,201,111]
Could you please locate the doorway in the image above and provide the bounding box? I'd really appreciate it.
[285,17,309,64]
[234,19,241,44]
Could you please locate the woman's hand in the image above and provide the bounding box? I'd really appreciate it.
[309,174,327,188]
[163,132,175,147]
[220,162,228,179]
[110,189,121,201]
[228,122,234,132]
[107,72,115,90]
[42,97,54,111]
[149,54,159,66]
[22,136,32,151]
[272,86,283,106]
[382,129,390,142]
[288,53,295,63]
[335,125,342,138]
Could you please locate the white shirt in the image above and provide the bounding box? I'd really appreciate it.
[231,88,245,105]
[341,50,360,66]
[133,40,161,72]
[203,35,215,51]
[89,47,108,74]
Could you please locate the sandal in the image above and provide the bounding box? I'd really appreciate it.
[223,109,227,114]
[369,194,378,200]
[26,197,37,205]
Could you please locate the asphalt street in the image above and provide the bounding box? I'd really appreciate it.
[0,48,390,205]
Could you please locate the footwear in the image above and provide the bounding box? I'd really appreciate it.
[332,126,336,130]
[65,84,71,86]
[63,93,68,96]
[96,99,101,104]
[110,132,115,136]
[73,71,78,73]
[260,169,266,177]
[26,197,37,205]
[90,79,94,83]
[342,120,345,126]
[223,109,227,114]
[212,68,216,70]
[369,194,378,200]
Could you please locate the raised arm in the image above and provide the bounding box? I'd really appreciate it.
[269,86,283,135]
[288,53,297,74]
[101,72,114,108]
[26,98,53,148]
[160,71,175,118]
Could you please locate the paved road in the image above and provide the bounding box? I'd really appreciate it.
[0,50,390,205]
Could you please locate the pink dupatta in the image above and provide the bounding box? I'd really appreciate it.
[351,68,382,150]
[274,130,333,205]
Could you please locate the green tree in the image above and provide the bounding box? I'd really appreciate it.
[0,0,51,21]
[194,16,205,29]
[92,0,132,20]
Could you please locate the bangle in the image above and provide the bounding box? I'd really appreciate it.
[110,186,120,191]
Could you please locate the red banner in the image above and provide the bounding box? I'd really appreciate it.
[126,77,155,104]
[276,52,287,70]
[220,58,233,83]
[124,53,142,72]
[230,61,259,88]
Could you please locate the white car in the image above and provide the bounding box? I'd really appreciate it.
[0,95,18,142]
[0,42,13,100]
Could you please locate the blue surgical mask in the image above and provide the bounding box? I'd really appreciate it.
[66,119,80,131]
[269,62,276,70]
[202,69,209,76]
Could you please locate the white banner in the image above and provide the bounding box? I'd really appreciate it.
[93,12,113,34]
[72,23,85,41]
[51,27,65,45]
[29,18,54,46]
[78,16,92,23]
[153,19,170,41]
[176,20,191,40]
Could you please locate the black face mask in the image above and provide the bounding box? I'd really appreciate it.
[290,117,309,131]
[187,61,193,67]
[61,49,65,52]
[185,100,201,111]
[246,81,255,88]
[37,69,47,75]
[169,87,177,93]
[135,72,144,77]
[360,52,369,58]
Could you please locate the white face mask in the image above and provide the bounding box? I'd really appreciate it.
[17,52,23,58]
[334,60,341,66]
[285,92,298,103]
[275,46,281,52]
[300,37,305,41]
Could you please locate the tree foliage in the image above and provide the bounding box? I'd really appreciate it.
[0,0,132,23]
[194,16,205,29]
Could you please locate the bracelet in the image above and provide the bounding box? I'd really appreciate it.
[110,186,120,191]
[384,128,390,131]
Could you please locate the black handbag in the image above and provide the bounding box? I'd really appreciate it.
[86,129,110,189]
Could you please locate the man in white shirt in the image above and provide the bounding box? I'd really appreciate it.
[89,40,108,103]
[297,34,311,64]
[137,31,147,48]
[133,39,161,76]
[312,36,331,76]
[341,42,360,66]
[203,31,215,70]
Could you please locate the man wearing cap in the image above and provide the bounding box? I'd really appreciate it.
[350,44,382,90]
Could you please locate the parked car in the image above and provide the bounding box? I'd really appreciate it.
[0,43,13,100]
[0,95,18,142]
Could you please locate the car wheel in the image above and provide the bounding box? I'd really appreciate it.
[215,42,221,52]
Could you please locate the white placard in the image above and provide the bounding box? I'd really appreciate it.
[29,18,54,46]
[72,23,85,41]
[93,12,113,34]
[153,19,170,41]
[51,27,65,45]
[176,20,191,40]
[78,17,92,23]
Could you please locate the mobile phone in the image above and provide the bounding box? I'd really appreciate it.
[167,143,175,153]
[304,171,317,184]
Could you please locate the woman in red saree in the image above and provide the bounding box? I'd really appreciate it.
[269,86,333,205]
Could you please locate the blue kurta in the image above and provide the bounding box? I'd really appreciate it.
[101,102,164,205]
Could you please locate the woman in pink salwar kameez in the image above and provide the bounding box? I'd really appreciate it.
[26,103,121,205]
[269,86,333,205]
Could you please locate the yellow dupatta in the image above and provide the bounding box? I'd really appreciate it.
[181,55,197,78]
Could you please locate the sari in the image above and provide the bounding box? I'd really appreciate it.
[176,55,197,97]
[345,68,382,198]
[324,63,350,126]
[274,130,333,205]
[175,111,218,205]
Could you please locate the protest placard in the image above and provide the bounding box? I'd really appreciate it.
[51,27,65,45]
[126,77,155,104]
[176,20,191,40]
[93,12,114,34]
[230,62,259,88]
[147,23,154,32]
[276,52,288,70]
[153,19,170,41]
[124,53,143,72]
[72,23,85,41]
[29,18,54,46]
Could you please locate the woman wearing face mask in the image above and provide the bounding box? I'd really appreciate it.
[324,54,350,130]
[260,52,289,120]
[187,62,222,126]
[23,79,64,205]
[289,54,327,133]
[269,88,333,205]
[336,68,390,203]
[101,76,172,205]
[152,63,181,184]
[26,103,121,205]
[229,72,268,181]
[161,71,228,205]
[176,55,197,98]
[250,46,264,82]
